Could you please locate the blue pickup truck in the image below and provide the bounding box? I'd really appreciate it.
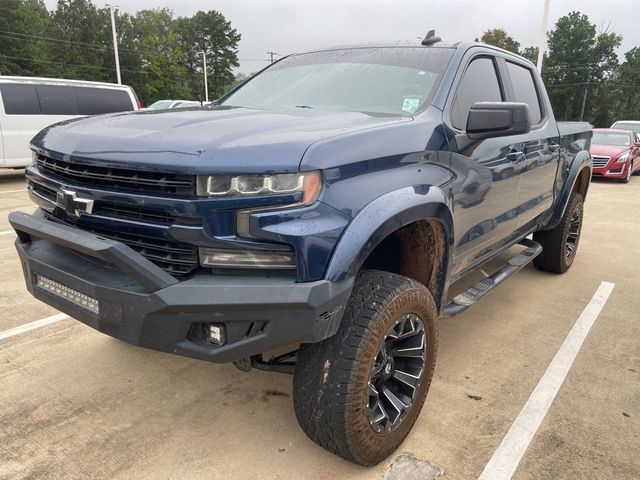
[10,34,592,465]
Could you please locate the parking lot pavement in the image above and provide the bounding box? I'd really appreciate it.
[0,173,638,480]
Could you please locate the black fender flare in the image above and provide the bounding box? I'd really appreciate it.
[544,150,592,230]
[325,185,453,307]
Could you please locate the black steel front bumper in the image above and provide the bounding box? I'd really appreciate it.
[9,210,353,363]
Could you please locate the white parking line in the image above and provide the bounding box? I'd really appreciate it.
[0,313,68,342]
[0,189,27,194]
[0,230,15,236]
[478,281,615,480]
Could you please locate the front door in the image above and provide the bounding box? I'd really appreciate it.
[444,55,522,277]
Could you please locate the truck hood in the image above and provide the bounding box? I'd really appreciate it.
[32,107,412,174]
[590,144,629,158]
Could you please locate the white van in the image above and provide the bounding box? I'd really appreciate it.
[0,76,140,168]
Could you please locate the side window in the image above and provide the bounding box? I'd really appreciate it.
[0,83,41,115]
[451,57,503,130]
[36,85,79,115]
[76,87,133,115]
[506,62,542,124]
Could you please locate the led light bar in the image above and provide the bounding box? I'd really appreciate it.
[36,274,99,314]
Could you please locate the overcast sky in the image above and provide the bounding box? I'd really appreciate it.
[46,0,639,74]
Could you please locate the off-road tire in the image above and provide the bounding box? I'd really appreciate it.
[533,192,584,273]
[292,270,438,465]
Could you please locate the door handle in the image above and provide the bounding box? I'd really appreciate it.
[549,143,561,153]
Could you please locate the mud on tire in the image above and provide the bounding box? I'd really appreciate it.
[292,270,438,465]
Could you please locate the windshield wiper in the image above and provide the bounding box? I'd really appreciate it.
[295,105,314,109]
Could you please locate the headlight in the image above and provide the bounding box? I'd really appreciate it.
[617,152,629,163]
[197,171,322,204]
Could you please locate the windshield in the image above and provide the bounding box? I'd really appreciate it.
[592,132,631,146]
[221,47,453,116]
[148,100,174,109]
[612,122,640,134]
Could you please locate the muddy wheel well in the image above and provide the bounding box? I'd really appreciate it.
[362,219,448,307]
[572,167,590,200]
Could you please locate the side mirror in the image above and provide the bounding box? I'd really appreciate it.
[466,102,531,139]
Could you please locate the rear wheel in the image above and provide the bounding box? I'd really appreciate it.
[292,270,438,465]
[533,192,583,273]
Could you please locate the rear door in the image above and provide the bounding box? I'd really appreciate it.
[444,53,522,276]
[502,60,561,232]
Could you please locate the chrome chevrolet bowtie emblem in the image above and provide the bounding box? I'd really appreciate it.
[56,189,94,217]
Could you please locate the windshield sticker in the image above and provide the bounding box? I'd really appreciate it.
[402,97,421,113]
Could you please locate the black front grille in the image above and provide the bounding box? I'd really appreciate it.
[98,203,177,224]
[29,181,198,226]
[93,229,199,276]
[36,154,195,195]
[44,212,199,276]
[31,182,57,202]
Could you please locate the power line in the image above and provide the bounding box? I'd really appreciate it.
[0,53,201,78]
[0,29,144,55]
[0,30,258,64]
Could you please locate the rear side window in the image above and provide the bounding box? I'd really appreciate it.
[506,62,542,124]
[1,83,133,115]
[0,83,40,114]
[76,87,133,115]
[36,85,79,115]
[451,57,503,130]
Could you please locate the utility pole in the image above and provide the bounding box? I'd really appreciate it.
[536,0,550,72]
[267,51,279,64]
[106,4,121,84]
[202,50,208,102]
[579,68,590,121]
[579,84,588,121]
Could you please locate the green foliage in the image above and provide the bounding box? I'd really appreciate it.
[176,10,241,100]
[542,12,622,125]
[0,0,241,106]
[0,0,51,75]
[616,48,640,121]
[521,46,539,64]
[476,28,520,54]
[483,11,632,126]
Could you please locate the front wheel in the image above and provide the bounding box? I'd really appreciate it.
[620,161,633,183]
[292,270,438,465]
[533,192,584,273]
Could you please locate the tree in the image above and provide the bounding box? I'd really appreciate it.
[48,0,111,81]
[615,47,640,121]
[521,46,539,64]
[476,28,520,54]
[542,12,621,125]
[131,9,191,105]
[587,29,623,126]
[177,10,241,99]
[0,0,52,76]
